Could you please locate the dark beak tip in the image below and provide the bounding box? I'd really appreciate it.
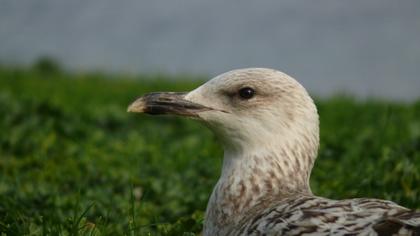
[127,92,212,116]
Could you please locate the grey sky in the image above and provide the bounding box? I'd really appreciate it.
[0,0,419,100]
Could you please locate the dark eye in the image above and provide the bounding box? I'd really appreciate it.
[238,87,255,99]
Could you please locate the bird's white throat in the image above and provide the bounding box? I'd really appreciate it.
[204,118,319,234]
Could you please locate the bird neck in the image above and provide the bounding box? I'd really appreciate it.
[204,132,319,234]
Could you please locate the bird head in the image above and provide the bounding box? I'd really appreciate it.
[128,68,319,155]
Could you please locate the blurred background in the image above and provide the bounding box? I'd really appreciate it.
[1,0,419,100]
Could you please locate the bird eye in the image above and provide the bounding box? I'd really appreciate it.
[238,87,255,99]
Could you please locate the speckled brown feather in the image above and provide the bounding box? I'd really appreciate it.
[234,196,420,235]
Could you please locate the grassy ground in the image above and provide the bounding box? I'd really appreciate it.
[0,65,419,235]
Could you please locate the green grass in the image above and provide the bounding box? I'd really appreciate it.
[0,65,419,235]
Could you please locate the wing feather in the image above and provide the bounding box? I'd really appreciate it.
[235,196,420,235]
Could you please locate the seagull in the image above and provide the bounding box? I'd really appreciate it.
[127,68,420,235]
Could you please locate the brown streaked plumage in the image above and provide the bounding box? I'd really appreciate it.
[128,68,420,235]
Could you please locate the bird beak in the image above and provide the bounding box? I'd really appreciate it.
[127,92,212,117]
